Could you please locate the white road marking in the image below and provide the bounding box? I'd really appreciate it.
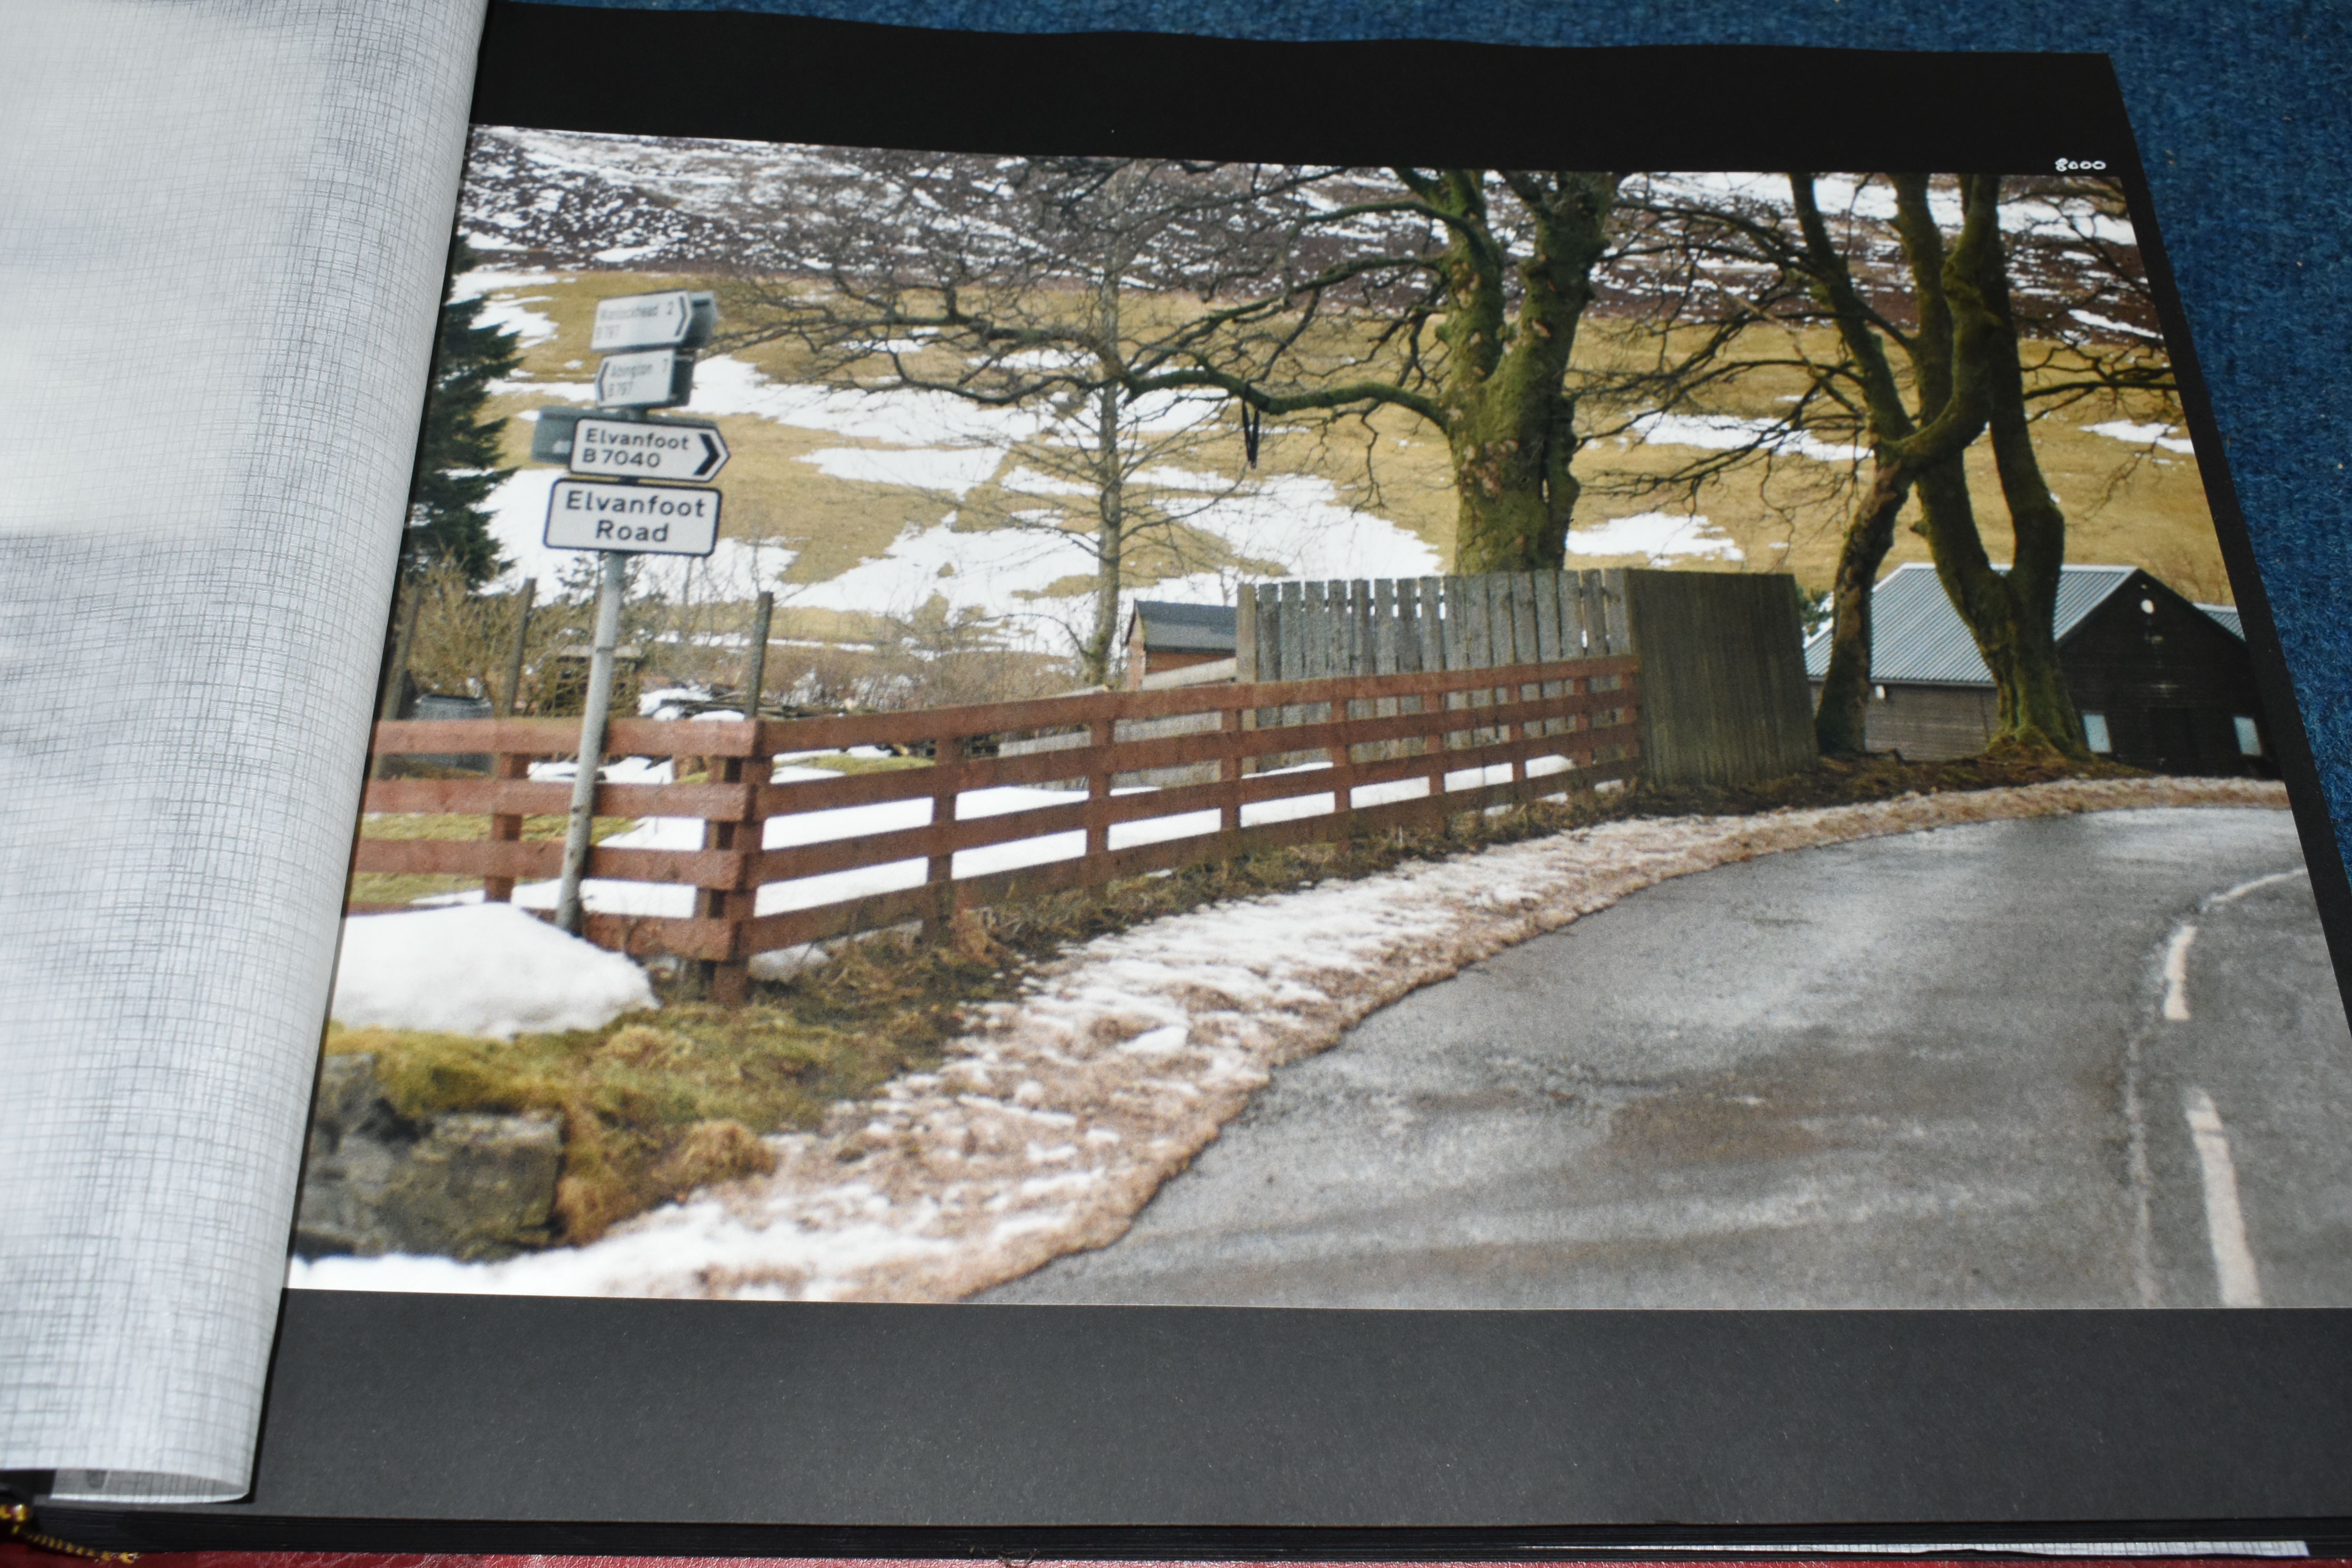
[2209,867,2307,907]
[2118,1025,2161,1306]
[2183,1087,2264,1307]
[2161,922,2198,1020]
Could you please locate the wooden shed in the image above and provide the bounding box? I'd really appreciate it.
[1124,600,1237,689]
[1804,563,2270,774]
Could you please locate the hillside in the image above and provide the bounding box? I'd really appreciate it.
[453,128,2231,677]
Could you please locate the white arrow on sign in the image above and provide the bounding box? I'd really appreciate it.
[591,290,694,353]
[594,348,689,408]
[544,479,721,557]
[567,417,729,482]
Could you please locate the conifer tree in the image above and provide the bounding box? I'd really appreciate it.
[403,235,520,587]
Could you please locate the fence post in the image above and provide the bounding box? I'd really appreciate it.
[481,748,528,904]
[693,720,766,1004]
[497,578,535,718]
[1085,717,1114,870]
[1220,703,1243,834]
[741,590,774,717]
[922,733,964,939]
[706,738,765,1006]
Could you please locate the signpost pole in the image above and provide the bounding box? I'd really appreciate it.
[555,549,628,935]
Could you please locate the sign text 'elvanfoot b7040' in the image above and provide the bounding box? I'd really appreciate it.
[566,416,729,482]
[544,479,721,556]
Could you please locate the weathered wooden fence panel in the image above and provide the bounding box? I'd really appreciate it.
[1619,569,1817,788]
[1237,569,1631,681]
[1240,566,1811,789]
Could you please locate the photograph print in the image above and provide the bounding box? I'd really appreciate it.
[289,125,2350,1312]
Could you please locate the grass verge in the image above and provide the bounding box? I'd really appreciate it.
[334,750,2154,1247]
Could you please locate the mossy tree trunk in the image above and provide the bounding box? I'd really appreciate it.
[1421,170,1617,573]
[1146,170,1623,575]
[1792,172,1994,755]
[1904,175,2088,759]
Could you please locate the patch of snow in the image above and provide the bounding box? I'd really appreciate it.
[1632,411,1865,466]
[2070,309,2161,341]
[800,445,1005,496]
[330,904,655,1040]
[295,778,2285,1301]
[473,296,557,345]
[2087,420,2196,455]
[1568,512,1744,564]
[691,356,1056,447]
[451,267,568,301]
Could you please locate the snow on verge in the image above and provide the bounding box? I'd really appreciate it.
[293,777,2284,1301]
[331,904,655,1040]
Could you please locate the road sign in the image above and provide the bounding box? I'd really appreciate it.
[590,290,717,353]
[595,348,693,408]
[529,405,590,464]
[568,416,729,482]
[544,479,721,557]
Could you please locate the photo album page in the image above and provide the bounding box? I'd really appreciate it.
[298,118,2350,1314]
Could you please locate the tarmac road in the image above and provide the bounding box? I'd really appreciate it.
[989,806,2352,1308]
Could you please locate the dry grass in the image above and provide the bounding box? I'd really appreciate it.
[475,270,2230,624]
[327,918,1018,1243]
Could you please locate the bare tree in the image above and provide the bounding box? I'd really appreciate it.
[727,157,1644,616]
[1591,171,2168,757]
[725,154,1323,684]
[1139,168,1628,573]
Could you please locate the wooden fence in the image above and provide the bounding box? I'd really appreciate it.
[351,654,1639,1002]
[1239,566,1813,788]
[1238,568,1628,682]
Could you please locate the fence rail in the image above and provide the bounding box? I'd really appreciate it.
[351,653,1640,1001]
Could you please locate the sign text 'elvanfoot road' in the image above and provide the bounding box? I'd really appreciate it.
[566,417,730,481]
[544,479,721,556]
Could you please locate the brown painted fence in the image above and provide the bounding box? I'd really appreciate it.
[351,653,1639,1000]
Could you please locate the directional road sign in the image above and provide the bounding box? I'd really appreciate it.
[595,348,693,408]
[545,479,721,557]
[567,416,729,482]
[529,405,590,464]
[590,290,717,353]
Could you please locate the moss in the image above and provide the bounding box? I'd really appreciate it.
[322,926,1018,1245]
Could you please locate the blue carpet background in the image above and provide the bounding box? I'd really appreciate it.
[551,0,2351,864]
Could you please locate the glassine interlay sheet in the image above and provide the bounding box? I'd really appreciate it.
[0,0,485,1503]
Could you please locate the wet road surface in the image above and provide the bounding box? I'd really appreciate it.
[988,807,2352,1308]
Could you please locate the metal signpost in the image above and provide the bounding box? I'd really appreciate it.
[546,292,727,935]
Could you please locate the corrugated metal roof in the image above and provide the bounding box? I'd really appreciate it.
[2199,603,2245,640]
[1131,599,1237,654]
[1802,563,2136,686]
